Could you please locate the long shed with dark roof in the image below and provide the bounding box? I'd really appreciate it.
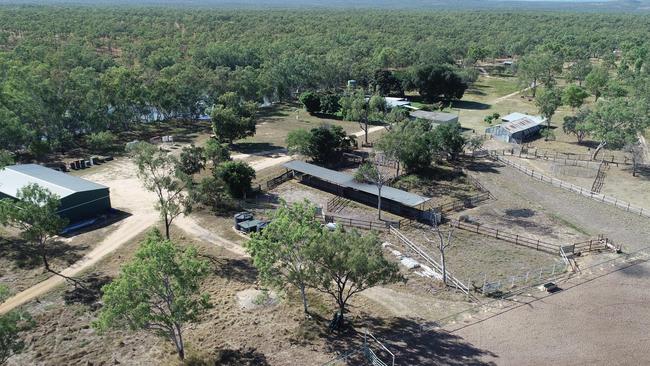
[283,160,431,220]
[0,164,111,222]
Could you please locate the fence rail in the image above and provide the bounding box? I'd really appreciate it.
[451,220,560,254]
[451,220,613,257]
[389,227,474,299]
[490,148,629,166]
[492,154,650,219]
[320,214,399,231]
[479,260,568,296]
[265,170,294,190]
[428,193,492,214]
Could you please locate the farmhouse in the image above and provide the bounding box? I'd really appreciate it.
[409,110,459,125]
[486,113,546,143]
[0,164,111,222]
[283,160,431,220]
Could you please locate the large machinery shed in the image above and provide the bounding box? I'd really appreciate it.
[0,164,111,222]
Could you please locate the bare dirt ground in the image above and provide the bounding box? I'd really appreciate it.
[392,165,480,206]
[391,226,561,286]
[453,257,650,366]
[437,160,650,366]
[507,156,650,212]
[465,160,650,249]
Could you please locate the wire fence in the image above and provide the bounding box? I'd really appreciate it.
[492,154,650,219]
[477,260,568,296]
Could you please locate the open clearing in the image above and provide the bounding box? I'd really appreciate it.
[4,72,650,365]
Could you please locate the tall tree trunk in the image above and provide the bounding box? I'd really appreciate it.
[531,78,538,98]
[299,283,309,315]
[40,239,88,290]
[173,323,185,360]
[440,247,447,286]
[592,141,607,161]
[164,216,171,240]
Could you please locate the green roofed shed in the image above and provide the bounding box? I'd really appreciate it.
[0,164,111,222]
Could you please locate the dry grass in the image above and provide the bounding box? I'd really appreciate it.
[507,156,650,211]
[234,102,363,154]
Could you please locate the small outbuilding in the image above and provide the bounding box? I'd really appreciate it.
[486,113,546,143]
[409,110,459,125]
[0,164,111,222]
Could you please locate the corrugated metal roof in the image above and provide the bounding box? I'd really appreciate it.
[0,164,107,199]
[409,110,458,123]
[283,160,430,207]
[501,117,544,134]
[501,112,545,125]
[364,97,411,109]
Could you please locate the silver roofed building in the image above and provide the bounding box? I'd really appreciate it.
[409,110,459,125]
[486,113,546,143]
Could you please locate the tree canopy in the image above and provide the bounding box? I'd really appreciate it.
[246,200,323,315]
[94,229,211,361]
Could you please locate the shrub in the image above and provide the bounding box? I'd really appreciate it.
[299,92,321,114]
[218,161,256,199]
[179,144,206,175]
[87,131,117,153]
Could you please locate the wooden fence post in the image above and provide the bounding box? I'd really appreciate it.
[536,239,540,251]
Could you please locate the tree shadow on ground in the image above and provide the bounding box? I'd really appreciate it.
[322,316,498,365]
[0,237,87,270]
[213,347,270,366]
[257,104,293,119]
[505,208,536,218]
[232,142,284,154]
[618,260,650,278]
[63,272,112,311]
[213,257,258,284]
[622,165,650,180]
[313,112,344,121]
[464,160,501,174]
[452,100,491,111]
